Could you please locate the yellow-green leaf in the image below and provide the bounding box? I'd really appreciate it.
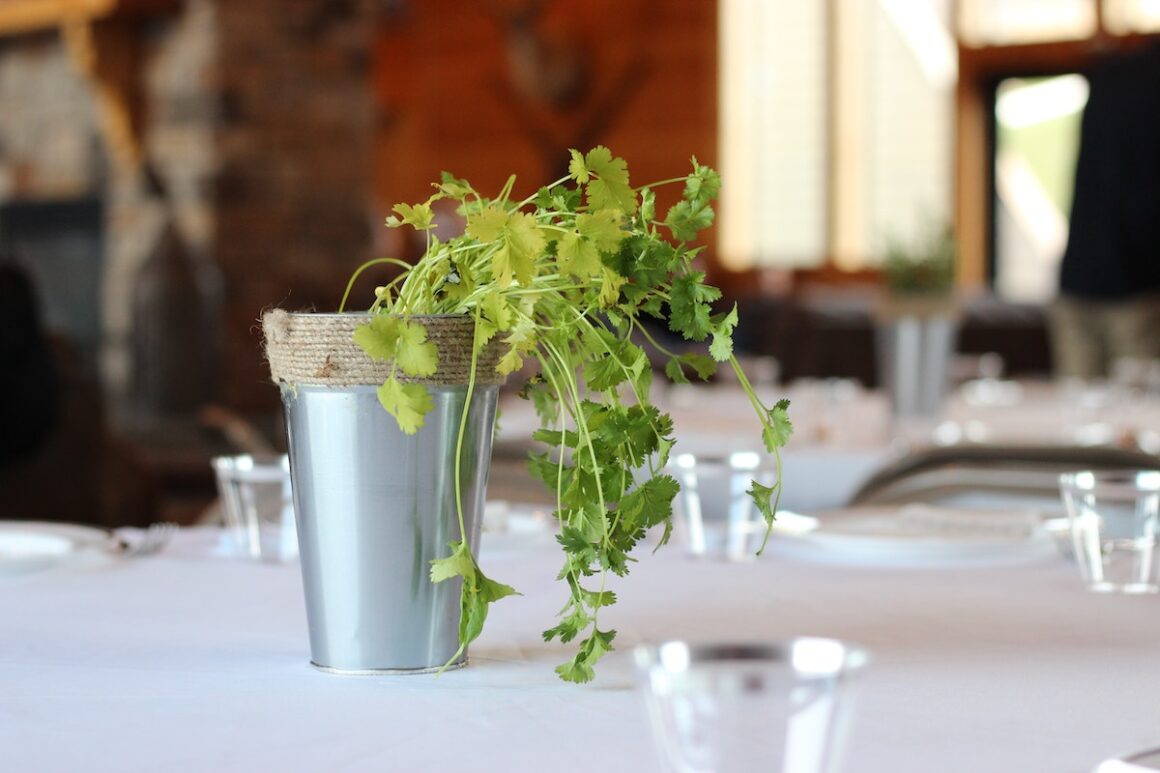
[568,148,590,183]
[584,146,637,215]
[465,204,508,243]
[395,320,438,377]
[497,346,525,376]
[577,209,625,253]
[387,202,435,231]
[493,211,545,287]
[376,376,434,435]
[430,540,474,583]
[480,291,513,333]
[598,267,627,307]
[557,231,603,279]
[352,315,401,361]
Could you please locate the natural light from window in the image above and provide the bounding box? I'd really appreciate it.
[718,0,953,272]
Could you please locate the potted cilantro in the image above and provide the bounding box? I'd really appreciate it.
[263,147,792,682]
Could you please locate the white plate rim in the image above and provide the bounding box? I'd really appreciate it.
[0,521,118,575]
[769,506,1055,566]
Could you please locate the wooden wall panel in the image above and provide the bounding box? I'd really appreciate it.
[372,0,718,260]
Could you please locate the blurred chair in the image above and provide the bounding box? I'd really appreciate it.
[847,444,1160,510]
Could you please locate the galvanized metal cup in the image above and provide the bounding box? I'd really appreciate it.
[264,311,504,673]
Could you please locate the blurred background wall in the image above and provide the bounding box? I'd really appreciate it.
[0,0,1156,525]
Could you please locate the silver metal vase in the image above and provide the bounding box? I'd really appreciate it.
[263,311,504,673]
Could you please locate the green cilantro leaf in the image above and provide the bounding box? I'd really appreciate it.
[352,315,400,361]
[376,376,434,435]
[709,303,739,362]
[762,398,794,450]
[582,146,637,215]
[543,605,592,644]
[395,320,438,377]
[557,231,603,279]
[430,540,474,583]
[500,212,546,286]
[465,204,508,243]
[683,157,722,205]
[618,474,679,532]
[664,199,715,242]
[668,271,721,341]
[747,479,779,555]
[387,202,436,231]
[437,171,472,199]
[568,148,590,183]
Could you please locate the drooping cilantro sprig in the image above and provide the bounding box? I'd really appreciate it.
[345,147,793,682]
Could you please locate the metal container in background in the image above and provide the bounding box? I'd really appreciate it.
[874,301,959,418]
[284,383,498,673]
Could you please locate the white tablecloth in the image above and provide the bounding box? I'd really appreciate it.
[3,527,1159,773]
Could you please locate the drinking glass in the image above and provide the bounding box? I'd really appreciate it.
[635,639,868,773]
[1059,470,1160,594]
[669,452,776,561]
[212,454,297,562]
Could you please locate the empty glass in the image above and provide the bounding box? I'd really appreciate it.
[669,452,777,561]
[635,639,868,773]
[1059,470,1160,594]
[212,454,297,562]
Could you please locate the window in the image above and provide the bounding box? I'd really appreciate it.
[955,0,1160,296]
[718,0,955,272]
[992,75,1088,302]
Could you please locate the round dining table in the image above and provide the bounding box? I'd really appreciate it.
[3,521,1159,773]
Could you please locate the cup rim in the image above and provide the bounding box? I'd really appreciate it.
[212,453,290,482]
[669,451,778,473]
[1059,469,1160,497]
[633,637,870,679]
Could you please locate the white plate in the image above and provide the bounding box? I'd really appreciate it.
[0,521,118,577]
[767,504,1056,567]
[1097,747,1160,772]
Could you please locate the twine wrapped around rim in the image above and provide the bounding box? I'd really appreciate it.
[262,310,507,387]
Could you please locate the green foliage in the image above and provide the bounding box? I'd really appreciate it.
[881,221,957,296]
[349,147,793,682]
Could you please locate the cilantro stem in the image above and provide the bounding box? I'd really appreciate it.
[728,354,786,555]
[633,319,680,360]
[633,175,687,191]
[338,257,413,312]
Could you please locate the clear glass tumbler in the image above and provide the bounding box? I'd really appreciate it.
[668,451,778,562]
[634,639,868,773]
[1059,470,1160,594]
[212,454,297,562]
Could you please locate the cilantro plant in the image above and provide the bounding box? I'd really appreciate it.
[342,147,792,682]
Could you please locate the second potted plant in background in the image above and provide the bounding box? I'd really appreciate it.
[875,221,959,418]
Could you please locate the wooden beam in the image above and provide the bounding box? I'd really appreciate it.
[0,0,174,36]
[63,16,146,173]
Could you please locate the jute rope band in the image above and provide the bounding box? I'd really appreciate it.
[263,310,507,387]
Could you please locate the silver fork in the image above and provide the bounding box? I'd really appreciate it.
[116,522,178,557]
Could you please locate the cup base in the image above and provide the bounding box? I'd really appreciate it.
[1086,582,1159,595]
[311,658,467,675]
